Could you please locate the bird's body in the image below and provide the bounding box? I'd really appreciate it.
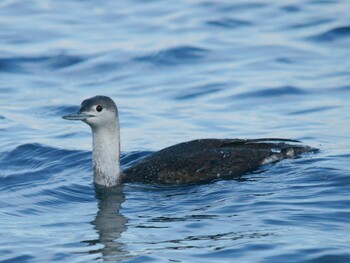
[63,96,317,187]
[124,138,314,185]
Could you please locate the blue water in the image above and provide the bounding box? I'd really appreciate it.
[1,0,350,262]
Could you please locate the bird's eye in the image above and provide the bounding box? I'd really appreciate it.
[96,105,103,112]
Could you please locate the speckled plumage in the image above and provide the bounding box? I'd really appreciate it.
[124,138,316,185]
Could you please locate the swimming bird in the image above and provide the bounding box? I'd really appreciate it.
[63,95,317,187]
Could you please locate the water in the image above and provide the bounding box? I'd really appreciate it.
[1,0,350,262]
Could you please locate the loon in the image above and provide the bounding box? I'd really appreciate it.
[62,95,317,187]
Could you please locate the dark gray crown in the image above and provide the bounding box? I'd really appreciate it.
[80,95,118,115]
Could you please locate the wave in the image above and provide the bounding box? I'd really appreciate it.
[0,143,90,188]
[0,54,85,73]
[134,46,209,66]
[233,85,306,99]
[207,18,252,29]
[173,83,226,100]
[309,25,350,42]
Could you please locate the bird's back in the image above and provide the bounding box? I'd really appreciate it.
[123,138,317,185]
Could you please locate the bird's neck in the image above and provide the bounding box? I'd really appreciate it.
[91,123,122,187]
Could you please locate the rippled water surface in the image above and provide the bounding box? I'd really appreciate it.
[1,0,350,262]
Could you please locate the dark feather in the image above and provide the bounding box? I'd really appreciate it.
[123,138,317,185]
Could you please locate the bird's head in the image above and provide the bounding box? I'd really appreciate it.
[63,95,119,129]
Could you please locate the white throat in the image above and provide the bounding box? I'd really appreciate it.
[91,122,122,187]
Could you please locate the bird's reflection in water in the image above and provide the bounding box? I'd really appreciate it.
[85,185,130,261]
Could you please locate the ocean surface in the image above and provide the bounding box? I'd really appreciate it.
[1,0,350,262]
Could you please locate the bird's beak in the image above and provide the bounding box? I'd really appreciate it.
[62,112,94,121]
